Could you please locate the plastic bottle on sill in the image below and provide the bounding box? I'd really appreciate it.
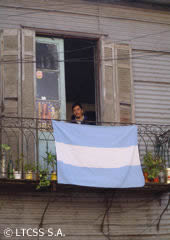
[159,170,165,183]
[1,152,6,178]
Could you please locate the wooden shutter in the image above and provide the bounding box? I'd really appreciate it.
[101,40,119,123]
[21,29,36,166]
[21,29,35,118]
[0,29,21,163]
[101,41,134,124]
[0,29,21,116]
[0,29,36,165]
[115,44,134,123]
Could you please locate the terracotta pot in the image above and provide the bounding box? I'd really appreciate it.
[154,177,159,183]
[144,172,149,183]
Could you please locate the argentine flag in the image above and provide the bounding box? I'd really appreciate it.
[52,121,144,188]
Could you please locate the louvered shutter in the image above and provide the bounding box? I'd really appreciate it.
[101,41,134,124]
[21,29,35,118]
[101,41,119,123]
[0,29,36,166]
[0,29,21,163]
[21,29,36,166]
[0,29,21,116]
[115,44,134,123]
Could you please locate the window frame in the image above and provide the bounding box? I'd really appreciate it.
[34,29,102,123]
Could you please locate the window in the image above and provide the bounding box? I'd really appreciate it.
[36,37,66,122]
[36,36,97,123]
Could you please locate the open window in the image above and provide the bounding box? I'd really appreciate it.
[64,38,96,122]
[36,36,97,123]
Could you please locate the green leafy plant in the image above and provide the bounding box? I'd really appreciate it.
[143,152,164,180]
[24,163,36,173]
[1,144,11,152]
[14,154,24,171]
[36,168,50,190]
[0,144,11,177]
[43,151,56,171]
[1,144,11,160]
[7,159,14,179]
[36,151,57,189]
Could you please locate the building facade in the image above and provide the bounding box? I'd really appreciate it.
[0,0,170,239]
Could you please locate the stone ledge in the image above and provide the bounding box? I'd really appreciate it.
[0,179,170,194]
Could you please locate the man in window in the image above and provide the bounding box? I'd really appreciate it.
[71,103,88,124]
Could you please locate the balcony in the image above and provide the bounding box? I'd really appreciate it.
[0,116,170,191]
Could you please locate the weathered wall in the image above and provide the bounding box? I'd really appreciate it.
[0,0,170,123]
[0,188,169,240]
[0,0,170,51]
[0,3,170,239]
[132,50,170,124]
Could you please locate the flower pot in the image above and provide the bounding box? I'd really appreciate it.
[25,171,33,180]
[14,171,22,179]
[143,172,149,183]
[51,171,57,181]
[154,177,159,183]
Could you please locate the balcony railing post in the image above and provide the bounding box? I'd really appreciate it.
[36,118,39,178]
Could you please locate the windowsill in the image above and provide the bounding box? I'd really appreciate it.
[0,179,170,193]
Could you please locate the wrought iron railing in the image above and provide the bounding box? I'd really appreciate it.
[0,116,170,180]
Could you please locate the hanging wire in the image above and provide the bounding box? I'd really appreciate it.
[0,50,169,65]
[1,2,170,56]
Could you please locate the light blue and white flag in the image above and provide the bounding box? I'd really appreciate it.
[52,121,144,188]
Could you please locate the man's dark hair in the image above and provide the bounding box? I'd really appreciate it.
[72,102,83,111]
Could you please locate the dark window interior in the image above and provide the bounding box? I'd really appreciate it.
[64,38,97,121]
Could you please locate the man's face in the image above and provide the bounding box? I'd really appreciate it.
[73,105,83,119]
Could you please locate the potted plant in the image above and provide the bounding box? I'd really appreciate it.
[0,144,11,178]
[43,151,57,181]
[13,154,23,179]
[36,151,57,190]
[24,163,36,180]
[143,152,164,183]
[148,168,160,183]
[36,167,50,190]
[143,170,149,183]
